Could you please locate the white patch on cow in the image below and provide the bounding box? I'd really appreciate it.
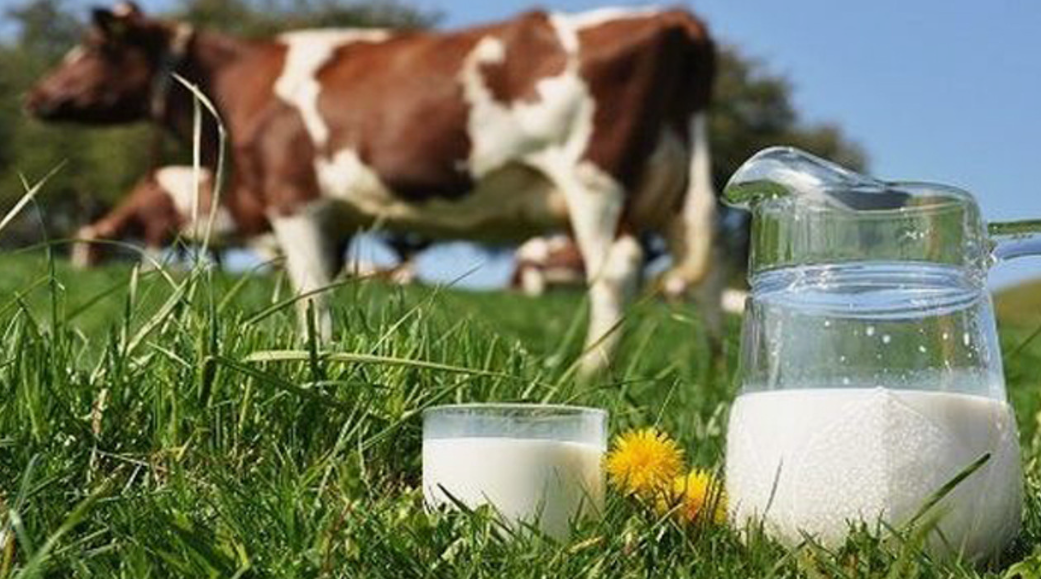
[689,113,714,220]
[269,203,338,339]
[316,149,568,237]
[515,234,586,297]
[316,149,388,208]
[154,166,238,242]
[583,234,643,374]
[516,237,551,263]
[519,267,547,296]
[459,12,627,278]
[683,112,717,279]
[181,207,238,243]
[460,33,594,179]
[62,46,85,65]
[112,2,136,17]
[155,166,211,218]
[71,225,97,269]
[460,13,649,374]
[663,111,717,296]
[274,29,390,149]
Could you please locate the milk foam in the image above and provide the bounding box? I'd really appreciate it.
[423,437,604,539]
[726,387,1021,560]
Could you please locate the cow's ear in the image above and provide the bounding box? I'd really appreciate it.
[91,7,115,30]
[91,7,126,39]
[92,3,144,37]
[111,2,143,20]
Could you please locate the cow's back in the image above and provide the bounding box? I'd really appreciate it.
[571,9,714,189]
[264,8,713,239]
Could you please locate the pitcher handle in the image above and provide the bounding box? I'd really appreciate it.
[989,219,1041,262]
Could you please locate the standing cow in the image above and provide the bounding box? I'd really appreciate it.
[26,2,719,374]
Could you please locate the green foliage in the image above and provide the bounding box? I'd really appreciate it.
[711,45,868,189]
[0,252,1038,576]
[174,0,439,38]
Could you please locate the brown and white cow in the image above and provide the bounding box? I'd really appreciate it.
[71,165,279,268]
[27,3,719,374]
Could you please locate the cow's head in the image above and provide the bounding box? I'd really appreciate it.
[25,2,189,124]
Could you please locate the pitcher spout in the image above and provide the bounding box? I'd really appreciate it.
[723,146,886,209]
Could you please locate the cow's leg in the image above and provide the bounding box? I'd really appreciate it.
[663,112,724,348]
[71,225,101,269]
[248,234,282,266]
[72,214,131,269]
[140,245,165,271]
[142,222,173,270]
[518,265,547,297]
[663,112,717,298]
[582,233,644,376]
[554,167,642,376]
[269,204,341,341]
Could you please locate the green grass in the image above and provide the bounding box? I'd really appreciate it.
[1,250,1040,578]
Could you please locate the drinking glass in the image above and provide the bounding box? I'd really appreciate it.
[423,403,607,540]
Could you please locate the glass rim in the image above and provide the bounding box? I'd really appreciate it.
[422,402,607,419]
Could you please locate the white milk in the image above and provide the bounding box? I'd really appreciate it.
[423,437,604,539]
[726,387,1021,560]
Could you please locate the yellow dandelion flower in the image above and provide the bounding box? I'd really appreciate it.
[658,469,727,525]
[605,428,684,497]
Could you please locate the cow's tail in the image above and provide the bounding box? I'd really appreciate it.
[662,12,718,298]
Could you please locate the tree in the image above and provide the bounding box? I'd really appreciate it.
[711,45,866,186]
[173,0,438,37]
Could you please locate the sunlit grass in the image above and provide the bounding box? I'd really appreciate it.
[0,250,1038,577]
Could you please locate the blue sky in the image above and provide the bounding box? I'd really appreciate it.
[40,0,1041,288]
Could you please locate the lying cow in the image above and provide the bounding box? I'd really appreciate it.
[27,2,720,375]
[74,165,423,282]
[512,234,748,323]
[71,166,279,268]
[511,235,585,296]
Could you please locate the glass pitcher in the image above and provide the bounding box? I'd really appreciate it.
[722,147,1041,562]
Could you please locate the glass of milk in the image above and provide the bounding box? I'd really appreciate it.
[423,404,607,540]
[721,147,1040,562]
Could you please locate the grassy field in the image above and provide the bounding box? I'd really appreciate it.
[1,250,1040,577]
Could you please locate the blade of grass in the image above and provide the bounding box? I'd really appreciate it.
[906,452,990,529]
[172,74,227,263]
[0,163,65,236]
[244,349,529,383]
[14,478,111,578]
[210,355,353,413]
